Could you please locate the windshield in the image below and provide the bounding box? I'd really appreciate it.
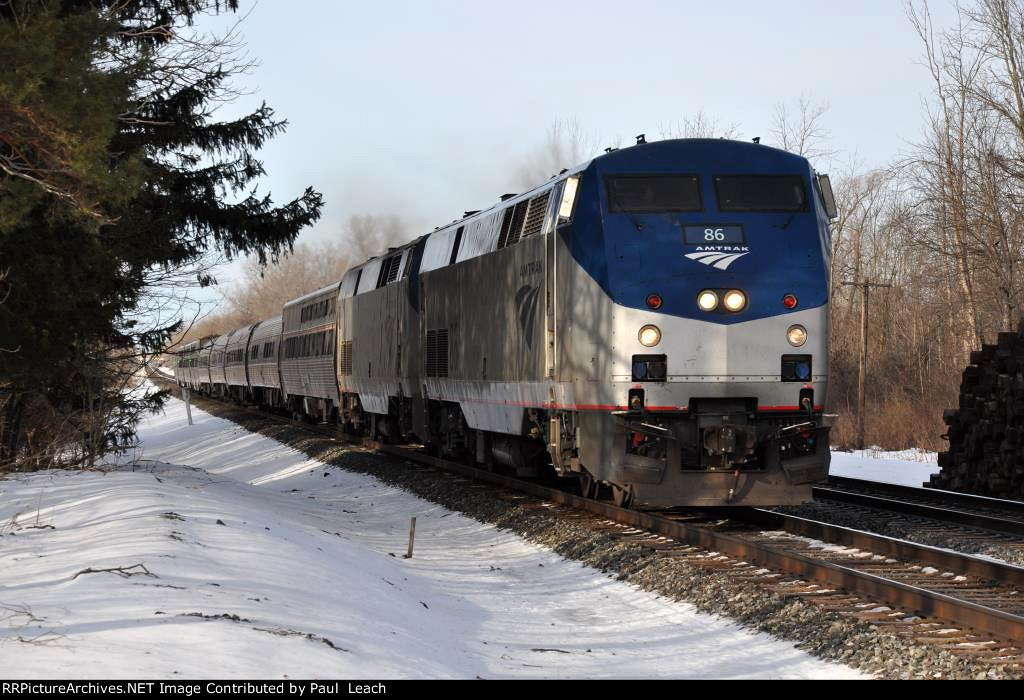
[606,175,702,213]
[714,175,806,212]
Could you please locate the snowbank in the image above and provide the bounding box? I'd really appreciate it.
[0,397,863,679]
[829,448,938,488]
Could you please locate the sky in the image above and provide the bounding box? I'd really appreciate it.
[193,0,958,291]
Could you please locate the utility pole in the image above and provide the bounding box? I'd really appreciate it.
[841,280,892,450]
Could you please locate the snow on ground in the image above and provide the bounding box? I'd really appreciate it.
[829,448,939,488]
[153,366,176,381]
[0,396,865,679]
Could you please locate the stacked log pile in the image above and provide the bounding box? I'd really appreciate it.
[933,331,1024,499]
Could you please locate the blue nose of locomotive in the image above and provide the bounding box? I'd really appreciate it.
[568,139,831,324]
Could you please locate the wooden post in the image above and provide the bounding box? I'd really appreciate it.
[841,279,892,452]
[858,283,869,451]
[404,517,417,559]
[183,387,193,426]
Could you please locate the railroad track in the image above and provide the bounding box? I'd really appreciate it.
[391,448,1024,649]
[158,380,1024,665]
[815,476,1024,537]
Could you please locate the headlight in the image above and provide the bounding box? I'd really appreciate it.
[723,290,747,312]
[638,325,661,347]
[696,290,719,311]
[787,325,808,347]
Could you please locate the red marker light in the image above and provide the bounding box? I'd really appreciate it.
[782,294,798,309]
[646,293,663,309]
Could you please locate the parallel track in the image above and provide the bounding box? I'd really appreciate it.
[815,476,1024,537]
[164,381,1024,651]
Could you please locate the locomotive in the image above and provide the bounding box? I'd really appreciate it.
[177,138,837,507]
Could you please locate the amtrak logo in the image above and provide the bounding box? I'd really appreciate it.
[685,246,750,271]
[516,284,540,349]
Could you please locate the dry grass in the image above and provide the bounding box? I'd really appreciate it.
[830,395,950,452]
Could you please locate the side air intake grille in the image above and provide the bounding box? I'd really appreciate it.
[505,200,529,248]
[376,254,402,287]
[426,329,449,378]
[521,191,551,238]
[339,341,353,376]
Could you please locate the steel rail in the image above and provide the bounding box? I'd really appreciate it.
[744,508,1024,587]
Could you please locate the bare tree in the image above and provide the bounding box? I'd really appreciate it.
[223,242,351,324]
[179,214,416,343]
[513,118,605,189]
[659,111,742,140]
[813,1,1024,450]
[905,2,984,350]
[770,96,836,161]
[955,0,1024,329]
[963,0,1024,173]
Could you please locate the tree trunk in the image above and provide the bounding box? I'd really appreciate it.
[1,393,26,468]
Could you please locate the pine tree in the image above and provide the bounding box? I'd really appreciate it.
[0,1,323,467]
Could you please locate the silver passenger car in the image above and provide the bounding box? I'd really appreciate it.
[176,340,200,390]
[246,315,283,406]
[223,324,256,398]
[280,283,341,419]
[207,333,230,396]
[195,336,215,392]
